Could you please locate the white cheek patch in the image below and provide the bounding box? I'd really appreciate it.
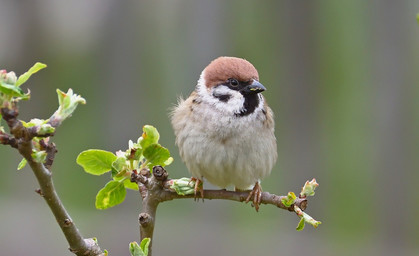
[211,86,244,114]
[196,73,245,115]
[212,85,232,98]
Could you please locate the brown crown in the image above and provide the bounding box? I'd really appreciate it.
[203,57,259,88]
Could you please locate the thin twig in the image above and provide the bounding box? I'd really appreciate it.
[159,188,307,211]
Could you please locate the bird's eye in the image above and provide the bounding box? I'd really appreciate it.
[229,78,239,87]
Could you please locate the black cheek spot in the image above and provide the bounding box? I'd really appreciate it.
[213,93,231,102]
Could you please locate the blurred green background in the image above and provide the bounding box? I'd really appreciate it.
[1,1,418,255]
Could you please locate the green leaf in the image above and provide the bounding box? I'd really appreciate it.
[17,158,27,170]
[129,238,150,256]
[21,118,54,135]
[51,89,86,123]
[129,241,141,256]
[296,218,305,231]
[281,192,296,207]
[21,118,48,128]
[31,150,47,163]
[0,81,26,97]
[77,149,117,175]
[140,238,150,256]
[123,178,139,190]
[164,157,174,166]
[16,62,47,86]
[139,125,160,150]
[294,205,322,230]
[111,157,127,174]
[95,180,126,209]
[37,124,55,135]
[300,178,319,198]
[143,143,171,169]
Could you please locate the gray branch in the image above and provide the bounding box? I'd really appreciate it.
[1,107,104,256]
[131,166,308,256]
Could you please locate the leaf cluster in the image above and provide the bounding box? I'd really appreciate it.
[129,238,150,256]
[0,63,46,107]
[0,63,85,171]
[280,179,321,230]
[77,125,173,209]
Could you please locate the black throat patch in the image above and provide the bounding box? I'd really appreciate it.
[236,94,260,117]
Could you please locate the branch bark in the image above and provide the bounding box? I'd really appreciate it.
[131,166,309,256]
[1,107,104,256]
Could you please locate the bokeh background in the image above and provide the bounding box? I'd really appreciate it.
[1,1,418,255]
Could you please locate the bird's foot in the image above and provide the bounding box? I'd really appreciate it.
[245,182,262,212]
[190,177,204,201]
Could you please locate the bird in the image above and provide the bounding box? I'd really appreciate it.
[171,56,277,211]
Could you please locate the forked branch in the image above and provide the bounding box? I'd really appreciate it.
[131,166,317,256]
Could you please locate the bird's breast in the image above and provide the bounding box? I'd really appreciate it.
[173,99,276,189]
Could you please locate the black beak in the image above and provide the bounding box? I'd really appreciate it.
[241,80,266,95]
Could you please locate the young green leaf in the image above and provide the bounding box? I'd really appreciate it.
[281,191,297,207]
[129,238,150,256]
[123,178,139,191]
[129,242,142,256]
[294,205,322,230]
[296,218,305,231]
[95,180,126,209]
[16,62,47,86]
[111,157,127,173]
[21,118,48,127]
[51,89,86,123]
[21,118,55,135]
[139,125,160,150]
[17,158,27,170]
[77,149,117,175]
[300,178,319,198]
[143,143,171,169]
[140,238,150,256]
[31,150,47,163]
[164,157,174,166]
[0,81,27,97]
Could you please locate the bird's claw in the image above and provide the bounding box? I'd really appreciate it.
[245,182,262,212]
[190,177,204,201]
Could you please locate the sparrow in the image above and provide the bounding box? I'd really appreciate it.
[171,56,277,211]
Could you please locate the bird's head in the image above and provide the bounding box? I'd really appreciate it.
[196,56,266,116]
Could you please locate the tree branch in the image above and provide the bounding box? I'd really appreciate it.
[131,166,309,256]
[1,107,104,256]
